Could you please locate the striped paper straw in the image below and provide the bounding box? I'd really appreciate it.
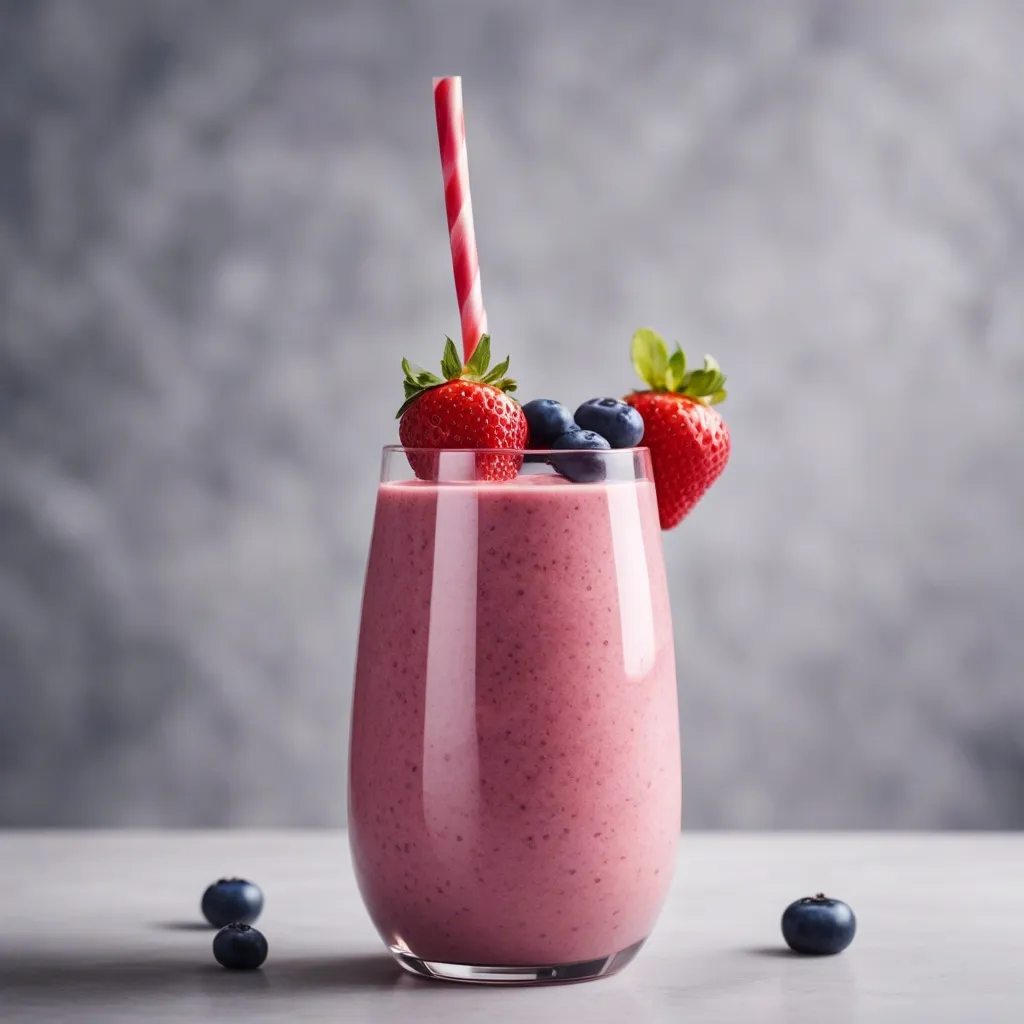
[433,76,488,362]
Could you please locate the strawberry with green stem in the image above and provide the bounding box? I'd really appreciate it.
[624,328,731,529]
[398,335,527,481]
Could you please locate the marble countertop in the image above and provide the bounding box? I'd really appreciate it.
[1,832,1019,1022]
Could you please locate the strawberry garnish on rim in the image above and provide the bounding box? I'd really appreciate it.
[397,335,528,481]
[624,328,731,530]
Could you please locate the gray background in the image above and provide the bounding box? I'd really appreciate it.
[1,0,1022,828]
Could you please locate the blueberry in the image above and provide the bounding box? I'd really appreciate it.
[522,399,575,449]
[213,922,268,970]
[574,397,644,449]
[201,878,264,928]
[549,428,611,483]
[781,893,856,955]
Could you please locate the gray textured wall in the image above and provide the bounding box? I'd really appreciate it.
[1,0,1022,828]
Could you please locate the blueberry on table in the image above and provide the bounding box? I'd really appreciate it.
[522,399,575,449]
[201,878,264,928]
[574,397,644,449]
[550,427,611,483]
[781,893,856,955]
[213,923,269,970]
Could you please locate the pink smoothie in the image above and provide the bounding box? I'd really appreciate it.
[349,473,679,966]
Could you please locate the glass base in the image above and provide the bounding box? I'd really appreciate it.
[389,937,646,985]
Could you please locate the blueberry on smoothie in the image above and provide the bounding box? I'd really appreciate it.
[201,878,264,928]
[213,922,269,970]
[522,399,575,449]
[549,428,611,483]
[574,398,644,449]
[781,893,856,955]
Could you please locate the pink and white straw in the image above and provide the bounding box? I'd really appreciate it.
[433,76,488,363]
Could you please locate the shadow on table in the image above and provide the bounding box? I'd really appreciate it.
[0,949,409,1004]
[275,953,410,990]
[742,946,799,959]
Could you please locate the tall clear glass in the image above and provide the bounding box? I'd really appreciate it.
[349,447,680,984]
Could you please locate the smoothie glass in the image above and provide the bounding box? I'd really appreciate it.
[349,446,680,984]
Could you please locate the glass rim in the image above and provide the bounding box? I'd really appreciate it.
[382,444,650,457]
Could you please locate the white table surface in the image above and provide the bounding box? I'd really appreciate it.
[0,832,1020,1022]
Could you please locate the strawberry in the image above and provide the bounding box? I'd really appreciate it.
[397,335,528,481]
[624,328,731,530]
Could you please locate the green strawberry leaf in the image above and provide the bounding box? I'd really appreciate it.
[666,346,687,391]
[465,334,491,377]
[441,337,463,381]
[481,355,510,384]
[631,328,670,389]
[677,355,726,398]
[403,359,443,388]
[396,393,422,418]
[685,368,711,394]
[630,330,728,406]
[398,335,519,418]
